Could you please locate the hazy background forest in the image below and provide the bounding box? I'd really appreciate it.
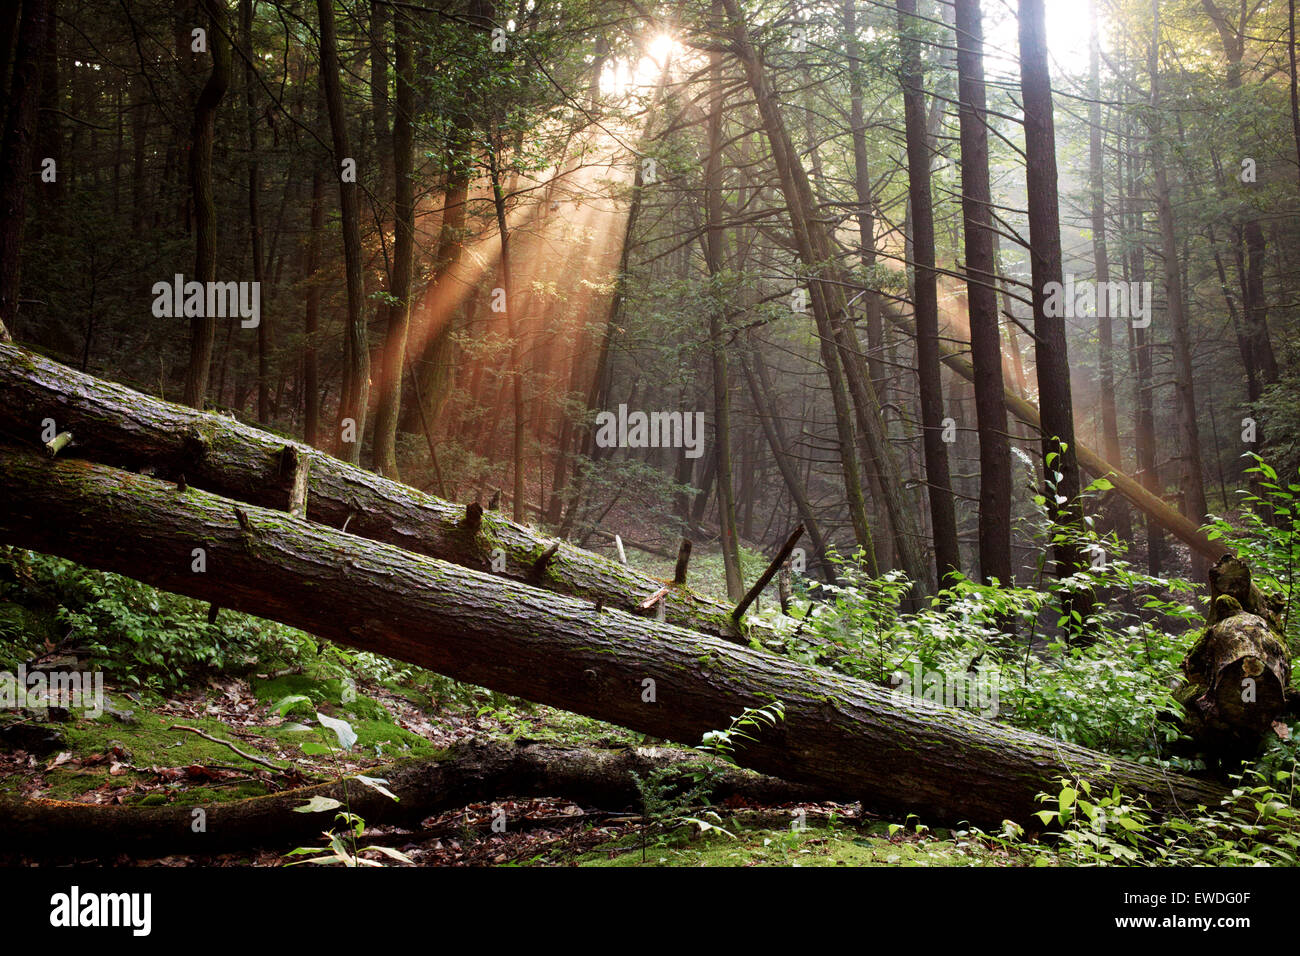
[4,0,1298,593]
[1,0,1300,873]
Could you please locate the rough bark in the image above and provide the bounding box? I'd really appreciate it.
[181,0,231,410]
[898,0,960,586]
[954,0,1012,585]
[0,0,49,335]
[1178,565,1290,763]
[371,10,414,480]
[0,448,1227,828]
[1019,0,1083,589]
[0,342,763,642]
[317,0,370,463]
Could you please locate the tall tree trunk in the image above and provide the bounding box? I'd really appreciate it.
[242,0,269,424]
[317,0,370,463]
[181,0,231,410]
[372,10,414,480]
[1120,99,1162,574]
[130,75,147,238]
[1200,1,1279,397]
[0,0,50,340]
[303,167,324,448]
[1149,2,1208,544]
[400,147,469,435]
[1018,0,1084,589]
[1291,0,1300,188]
[841,0,895,572]
[487,146,526,523]
[1088,0,1129,541]
[33,0,59,210]
[954,0,1012,586]
[704,9,744,600]
[899,0,959,586]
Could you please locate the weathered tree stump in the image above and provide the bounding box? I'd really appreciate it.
[1177,556,1292,764]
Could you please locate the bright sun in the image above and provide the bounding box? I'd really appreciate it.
[647,33,676,67]
[602,33,678,96]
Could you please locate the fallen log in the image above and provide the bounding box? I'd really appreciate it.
[0,739,827,858]
[884,313,1222,563]
[0,448,1226,827]
[0,342,755,642]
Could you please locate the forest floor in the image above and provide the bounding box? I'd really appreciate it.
[0,666,1039,867]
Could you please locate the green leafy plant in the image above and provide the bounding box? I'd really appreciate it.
[277,695,412,867]
[629,702,786,862]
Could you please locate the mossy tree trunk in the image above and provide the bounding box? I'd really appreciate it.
[0,447,1227,828]
[1177,556,1292,762]
[0,342,759,642]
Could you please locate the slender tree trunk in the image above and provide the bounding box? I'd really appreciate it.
[841,0,895,571]
[1018,0,1084,590]
[1088,0,1128,542]
[704,12,744,600]
[1291,0,1300,188]
[1201,1,1279,398]
[1149,3,1208,543]
[1126,112,1162,574]
[898,0,959,585]
[242,0,269,424]
[130,75,147,238]
[303,167,324,448]
[742,344,835,582]
[33,0,59,210]
[400,145,468,435]
[0,0,49,340]
[954,0,1012,586]
[181,0,231,410]
[317,0,370,463]
[487,146,526,523]
[372,10,414,480]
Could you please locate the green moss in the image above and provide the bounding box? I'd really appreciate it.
[251,674,390,721]
[571,820,1016,868]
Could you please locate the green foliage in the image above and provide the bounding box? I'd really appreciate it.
[695,700,786,765]
[0,549,322,690]
[629,702,786,860]
[792,485,1202,760]
[283,710,412,867]
[1206,455,1300,651]
[975,763,1300,867]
